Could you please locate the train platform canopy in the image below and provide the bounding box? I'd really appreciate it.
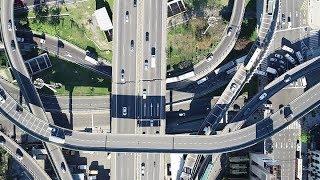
[94,7,113,31]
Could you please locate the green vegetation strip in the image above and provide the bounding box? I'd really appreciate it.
[36,55,110,96]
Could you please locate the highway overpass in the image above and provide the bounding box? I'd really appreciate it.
[0,75,319,153]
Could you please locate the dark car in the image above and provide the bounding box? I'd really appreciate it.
[145,32,149,41]
[16,105,23,113]
[11,40,16,51]
[16,148,23,161]
[61,162,66,173]
[133,0,137,7]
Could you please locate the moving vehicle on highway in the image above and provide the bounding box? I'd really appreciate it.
[141,163,145,176]
[121,69,125,82]
[61,162,66,173]
[16,148,23,161]
[284,75,291,83]
[17,37,24,42]
[144,60,149,70]
[227,27,233,36]
[142,89,147,99]
[11,40,16,51]
[8,20,12,31]
[130,40,134,51]
[0,135,5,145]
[197,76,208,85]
[259,93,267,100]
[125,11,129,22]
[48,127,66,144]
[145,32,149,41]
[122,107,127,116]
[282,45,294,54]
[151,47,156,68]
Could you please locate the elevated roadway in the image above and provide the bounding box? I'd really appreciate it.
[0,0,72,179]
[0,73,319,153]
[0,131,51,180]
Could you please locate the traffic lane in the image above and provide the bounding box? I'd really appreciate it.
[123,0,138,83]
[46,110,110,131]
[41,95,110,111]
[0,131,51,180]
[231,57,320,124]
[0,79,320,153]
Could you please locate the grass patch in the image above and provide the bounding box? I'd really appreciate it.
[184,0,229,9]
[24,0,113,62]
[0,148,9,179]
[0,52,8,67]
[36,55,110,96]
[167,17,227,68]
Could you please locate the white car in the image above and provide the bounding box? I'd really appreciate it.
[178,112,186,117]
[122,107,127,116]
[0,95,5,104]
[259,93,267,100]
[142,89,147,99]
[8,20,12,31]
[284,75,291,83]
[120,69,125,82]
[17,37,24,42]
[275,54,283,59]
[144,60,148,70]
[230,83,237,91]
[40,39,45,44]
[125,11,129,22]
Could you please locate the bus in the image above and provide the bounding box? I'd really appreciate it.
[267,0,275,15]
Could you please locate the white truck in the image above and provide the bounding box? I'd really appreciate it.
[282,45,294,54]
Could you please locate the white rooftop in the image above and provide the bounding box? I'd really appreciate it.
[94,7,113,31]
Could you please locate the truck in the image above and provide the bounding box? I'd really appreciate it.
[285,53,296,65]
[151,47,156,68]
[85,56,98,65]
[267,0,275,15]
[295,51,304,63]
[282,45,294,54]
[266,67,277,75]
[245,48,262,71]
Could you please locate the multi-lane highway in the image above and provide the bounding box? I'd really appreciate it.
[0,0,72,179]
[112,0,166,179]
[0,131,51,180]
